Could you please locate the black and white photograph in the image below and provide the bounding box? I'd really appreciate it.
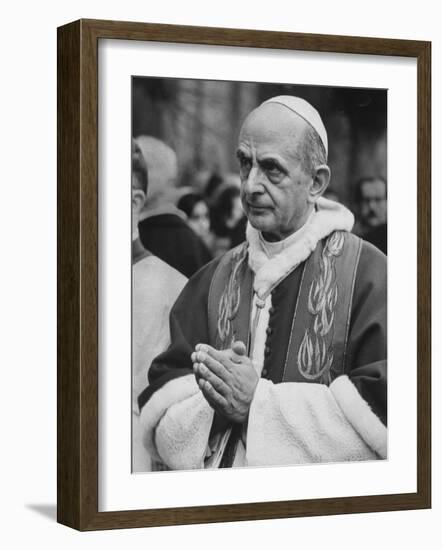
[131,77,388,472]
[1,0,438,541]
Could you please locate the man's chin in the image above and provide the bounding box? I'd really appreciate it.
[248,215,274,234]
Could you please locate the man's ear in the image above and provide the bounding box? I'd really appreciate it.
[308,165,331,203]
[132,189,146,213]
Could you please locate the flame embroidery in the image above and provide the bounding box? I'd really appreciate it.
[217,244,248,347]
[298,231,344,383]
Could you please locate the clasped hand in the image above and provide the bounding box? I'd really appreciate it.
[191,341,259,424]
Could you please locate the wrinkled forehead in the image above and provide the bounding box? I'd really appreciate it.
[238,103,308,152]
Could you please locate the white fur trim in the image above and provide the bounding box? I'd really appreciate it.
[247,197,354,296]
[246,379,378,466]
[139,374,214,469]
[155,391,214,469]
[330,375,387,459]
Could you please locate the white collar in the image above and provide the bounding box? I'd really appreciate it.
[247,197,354,298]
[258,210,315,258]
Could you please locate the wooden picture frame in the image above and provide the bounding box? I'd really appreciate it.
[57,18,431,531]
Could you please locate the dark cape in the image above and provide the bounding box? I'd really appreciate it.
[364,223,387,255]
[138,213,212,278]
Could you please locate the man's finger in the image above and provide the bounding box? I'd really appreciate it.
[198,363,231,397]
[232,340,247,356]
[195,343,209,353]
[198,379,229,410]
[193,362,202,376]
[202,342,249,367]
[230,341,250,365]
[200,345,237,368]
[196,350,231,382]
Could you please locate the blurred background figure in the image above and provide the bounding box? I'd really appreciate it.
[131,140,187,472]
[177,192,213,254]
[177,192,210,241]
[209,184,246,256]
[204,172,224,206]
[136,136,212,277]
[354,176,387,254]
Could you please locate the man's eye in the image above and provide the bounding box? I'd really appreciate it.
[262,162,283,180]
[268,166,281,175]
[238,156,252,175]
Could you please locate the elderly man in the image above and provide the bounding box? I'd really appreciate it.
[138,96,387,470]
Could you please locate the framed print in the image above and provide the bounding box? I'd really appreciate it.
[57,19,431,530]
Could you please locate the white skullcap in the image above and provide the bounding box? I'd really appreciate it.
[261,95,328,157]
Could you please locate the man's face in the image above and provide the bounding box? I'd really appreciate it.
[237,104,313,242]
[360,179,387,228]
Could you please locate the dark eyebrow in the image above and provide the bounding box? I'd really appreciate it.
[236,148,250,160]
[258,156,286,170]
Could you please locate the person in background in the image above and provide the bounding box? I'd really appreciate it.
[210,184,247,256]
[136,136,212,277]
[205,172,224,205]
[177,192,213,254]
[131,140,187,472]
[355,176,387,254]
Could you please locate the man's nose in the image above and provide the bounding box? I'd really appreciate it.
[244,166,265,195]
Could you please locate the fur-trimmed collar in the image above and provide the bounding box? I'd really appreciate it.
[247,197,354,297]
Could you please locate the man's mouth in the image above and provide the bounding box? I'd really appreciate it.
[247,203,269,211]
